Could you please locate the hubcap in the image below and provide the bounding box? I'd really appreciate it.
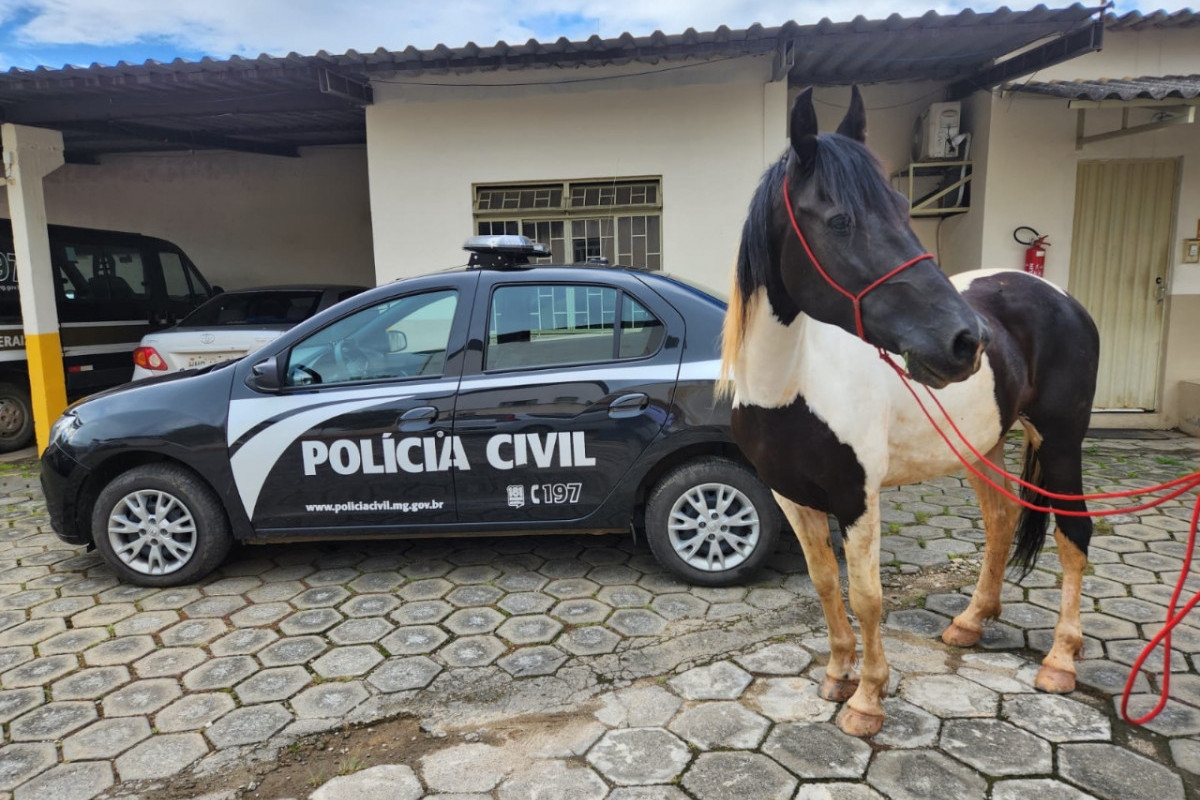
[107,490,197,576]
[667,482,760,572]
[0,398,25,437]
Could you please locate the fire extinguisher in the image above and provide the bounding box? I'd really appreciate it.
[1014,226,1049,277]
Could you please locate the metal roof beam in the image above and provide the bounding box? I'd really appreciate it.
[56,119,301,158]
[945,21,1103,100]
[0,89,357,126]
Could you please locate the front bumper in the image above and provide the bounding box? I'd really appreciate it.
[40,443,91,545]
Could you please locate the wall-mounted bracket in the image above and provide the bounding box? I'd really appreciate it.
[1075,104,1196,150]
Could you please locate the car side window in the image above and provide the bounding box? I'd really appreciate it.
[285,289,458,387]
[59,243,149,321]
[486,284,664,371]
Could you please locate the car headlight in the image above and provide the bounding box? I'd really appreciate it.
[49,412,81,446]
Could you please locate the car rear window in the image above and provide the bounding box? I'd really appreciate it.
[178,291,323,327]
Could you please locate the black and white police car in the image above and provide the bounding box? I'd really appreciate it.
[42,236,782,588]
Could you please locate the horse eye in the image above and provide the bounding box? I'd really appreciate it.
[828,214,851,233]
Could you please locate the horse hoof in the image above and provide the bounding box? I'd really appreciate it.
[941,621,982,647]
[837,705,884,737]
[1035,665,1076,694]
[820,676,859,702]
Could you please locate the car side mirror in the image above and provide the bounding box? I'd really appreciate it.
[212,285,225,295]
[246,356,282,393]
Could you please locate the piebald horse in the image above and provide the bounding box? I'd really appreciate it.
[721,87,1100,737]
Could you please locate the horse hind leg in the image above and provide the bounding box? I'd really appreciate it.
[774,493,860,703]
[943,440,1020,647]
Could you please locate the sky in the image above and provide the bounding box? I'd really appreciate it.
[0,0,1172,71]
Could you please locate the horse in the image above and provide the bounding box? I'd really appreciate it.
[720,86,1100,737]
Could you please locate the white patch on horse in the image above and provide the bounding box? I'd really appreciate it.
[732,285,1004,489]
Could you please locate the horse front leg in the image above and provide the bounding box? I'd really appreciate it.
[839,491,887,736]
[944,442,1018,646]
[773,493,859,702]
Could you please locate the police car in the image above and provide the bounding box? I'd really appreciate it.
[41,236,782,588]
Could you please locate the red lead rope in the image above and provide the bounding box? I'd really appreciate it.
[781,179,1200,725]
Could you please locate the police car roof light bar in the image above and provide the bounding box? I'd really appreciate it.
[464,235,551,269]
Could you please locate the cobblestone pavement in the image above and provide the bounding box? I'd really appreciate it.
[0,435,1196,799]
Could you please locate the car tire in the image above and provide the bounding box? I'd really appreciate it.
[646,457,781,587]
[92,463,232,587]
[0,382,34,453]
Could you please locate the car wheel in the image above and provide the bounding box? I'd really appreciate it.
[92,463,232,587]
[0,383,34,453]
[646,458,781,586]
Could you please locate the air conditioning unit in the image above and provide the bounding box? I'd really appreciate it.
[912,101,964,161]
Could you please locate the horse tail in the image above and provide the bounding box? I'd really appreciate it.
[1009,419,1048,578]
[717,271,745,399]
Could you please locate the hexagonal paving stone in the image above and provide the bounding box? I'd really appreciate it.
[497,592,554,615]
[539,559,591,580]
[872,698,942,748]
[347,571,404,593]
[763,722,872,779]
[1003,693,1111,742]
[229,602,291,628]
[497,645,568,678]
[544,578,600,599]
[899,674,998,718]
[444,607,505,636]
[868,749,987,800]
[160,617,228,647]
[607,608,667,637]
[0,687,44,724]
[82,635,155,667]
[70,603,136,628]
[10,701,97,741]
[206,702,293,748]
[587,566,641,586]
[390,599,454,625]
[495,571,549,593]
[940,718,1052,776]
[398,579,453,601]
[210,627,279,657]
[291,681,368,718]
[259,635,328,666]
[669,661,753,700]
[183,655,259,691]
[101,678,181,717]
[1058,743,1185,800]
[280,607,344,635]
[0,618,65,646]
[29,596,94,619]
[651,593,710,620]
[52,666,130,700]
[182,595,247,618]
[497,614,562,645]
[744,677,835,723]
[11,760,113,800]
[328,617,395,644]
[420,741,507,793]
[669,701,770,750]
[131,647,207,678]
[682,752,797,800]
[440,635,506,667]
[0,644,33,672]
[558,625,621,656]
[593,685,681,728]
[155,692,236,732]
[734,643,814,676]
[587,728,690,785]
[552,599,611,624]
[445,565,502,585]
[401,559,453,580]
[62,717,151,760]
[1117,696,1200,737]
[236,665,312,703]
[293,586,352,608]
[3,653,78,687]
[340,593,401,618]
[380,624,449,656]
[368,656,443,692]
[596,585,652,608]
[0,742,56,791]
[116,732,210,781]
[313,645,384,677]
[112,610,179,636]
[202,575,262,595]
[445,584,504,608]
[991,779,1104,800]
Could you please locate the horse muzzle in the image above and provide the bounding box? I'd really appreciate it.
[905,315,991,388]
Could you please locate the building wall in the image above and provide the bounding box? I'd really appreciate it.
[0,146,376,291]
[947,26,1200,426]
[366,57,789,291]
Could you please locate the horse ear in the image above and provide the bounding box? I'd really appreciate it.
[790,87,819,173]
[836,85,866,143]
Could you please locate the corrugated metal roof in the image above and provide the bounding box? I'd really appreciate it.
[1008,74,1200,101]
[0,4,1105,160]
[1104,9,1200,30]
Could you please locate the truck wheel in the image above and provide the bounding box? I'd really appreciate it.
[0,383,34,453]
[646,458,781,586]
[92,464,232,587]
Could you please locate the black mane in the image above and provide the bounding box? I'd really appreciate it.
[735,133,902,312]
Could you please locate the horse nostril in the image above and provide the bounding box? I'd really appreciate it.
[951,328,980,365]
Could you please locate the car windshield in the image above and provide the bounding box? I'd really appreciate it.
[178,290,323,327]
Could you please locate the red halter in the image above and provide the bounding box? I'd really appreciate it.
[782,175,935,341]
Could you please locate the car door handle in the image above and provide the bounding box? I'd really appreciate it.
[398,406,438,431]
[608,393,649,419]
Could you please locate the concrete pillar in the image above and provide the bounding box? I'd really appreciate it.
[2,124,65,453]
